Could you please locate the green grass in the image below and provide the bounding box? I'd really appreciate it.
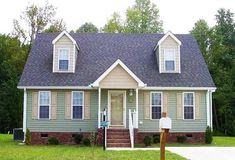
[0,134,185,160]
[136,136,235,147]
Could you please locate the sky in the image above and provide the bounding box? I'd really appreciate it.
[0,0,235,34]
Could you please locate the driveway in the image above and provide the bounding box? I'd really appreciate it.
[167,147,235,160]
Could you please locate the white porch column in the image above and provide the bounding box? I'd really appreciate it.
[206,90,210,127]
[135,88,139,128]
[209,90,213,130]
[98,88,101,128]
[23,88,27,141]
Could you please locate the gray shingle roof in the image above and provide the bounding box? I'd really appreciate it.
[18,33,215,87]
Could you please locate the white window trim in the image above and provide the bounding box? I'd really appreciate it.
[163,48,176,72]
[58,48,70,71]
[38,91,51,120]
[71,91,84,120]
[183,92,195,120]
[150,92,163,120]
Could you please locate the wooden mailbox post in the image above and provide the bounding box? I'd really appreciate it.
[159,112,172,160]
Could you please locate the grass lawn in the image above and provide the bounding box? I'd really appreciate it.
[0,134,186,160]
[136,136,235,147]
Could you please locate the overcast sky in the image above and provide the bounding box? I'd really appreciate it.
[0,0,235,34]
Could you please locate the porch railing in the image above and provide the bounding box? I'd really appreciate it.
[129,109,136,148]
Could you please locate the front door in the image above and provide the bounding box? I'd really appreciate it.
[108,91,126,128]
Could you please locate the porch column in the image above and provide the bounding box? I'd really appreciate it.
[206,90,210,127]
[209,90,213,130]
[23,88,27,141]
[98,88,101,128]
[135,88,139,128]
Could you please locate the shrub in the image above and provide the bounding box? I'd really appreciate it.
[48,137,59,145]
[74,134,83,144]
[25,128,31,145]
[205,126,213,144]
[153,134,160,144]
[82,138,91,146]
[144,136,152,146]
[176,135,187,143]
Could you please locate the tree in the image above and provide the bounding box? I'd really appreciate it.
[0,35,28,133]
[192,9,235,135]
[13,1,58,44]
[124,0,163,33]
[103,12,124,33]
[190,19,211,60]
[44,19,66,33]
[76,22,98,33]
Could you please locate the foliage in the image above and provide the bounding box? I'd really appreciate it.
[191,8,235,136]
[0,34,28,133]
[205,126,213,144]
[25,128,31,145]
[143,136,152,146]
[82,137,91,146]
[76,22,98,33]
[176,135,187,143]
[153,134,160,143]
[74,134,83,144]
[44,19,66,33]
[102,12,124,33]
[13,1,64,44]
[124,0,163,33]
[48,137,59,145]
[103,0,163,33]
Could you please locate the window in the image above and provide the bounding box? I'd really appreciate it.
[183,92,194,120]
[164,49,175,71]
[59,49,69,70]
[151,92,162,119]
[39,91,50,119]
[72,91,84,119]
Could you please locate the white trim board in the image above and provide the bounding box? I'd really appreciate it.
[92,59,146,88]
[52,30,79,50]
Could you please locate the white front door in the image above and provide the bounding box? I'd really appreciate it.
[108,91,126,128]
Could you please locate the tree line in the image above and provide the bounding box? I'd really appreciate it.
[0,0,234,136]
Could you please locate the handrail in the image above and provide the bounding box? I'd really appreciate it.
[129,109,135,148]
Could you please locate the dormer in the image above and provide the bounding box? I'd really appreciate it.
[154,31,181,73]
[52,31,79,73]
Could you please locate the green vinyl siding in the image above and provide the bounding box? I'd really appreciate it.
[26,89,208,133]
[26,90,98,132]
[138,90,207,132]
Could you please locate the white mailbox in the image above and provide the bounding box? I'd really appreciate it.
[159,117,172,130]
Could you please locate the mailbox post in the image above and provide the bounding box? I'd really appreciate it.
[159,112,172,160]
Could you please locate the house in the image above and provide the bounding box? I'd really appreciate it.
[18,31,216,147]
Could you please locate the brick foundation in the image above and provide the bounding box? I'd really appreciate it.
[31,132,96,144]
[136,132,205,144]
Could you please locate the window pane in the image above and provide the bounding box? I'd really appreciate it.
[73,92,83,105]
[164,49,175,60]
[40,106,49,118]
[152,93,161,105]
[184,93,193,105]
[59,60,68,70]
[73,106,82,119]
[165,61,175,71]
[184,106,194,119]
[40,92,49,105]
[59,49,68,60]
[152,106,161,119]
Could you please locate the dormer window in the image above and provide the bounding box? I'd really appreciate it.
[59,48,69,70]
[52,31,79,73]
[164,49,175,71]
[155,31,181,73]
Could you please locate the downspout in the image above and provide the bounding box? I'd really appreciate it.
[23,88,27,141]
[135,88,139,128]
[98,87,101,128]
